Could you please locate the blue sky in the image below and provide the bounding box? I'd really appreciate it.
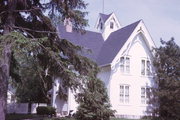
[84,0,180,46]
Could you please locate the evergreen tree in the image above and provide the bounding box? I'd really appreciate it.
[0,1,114,120]
[75,75,115,120]
[13,56,52,103]
[149,38,180,120]
[0,0,89,120]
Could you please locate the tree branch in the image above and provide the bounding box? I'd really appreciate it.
[13,26,58,34]
[13,7,41,12]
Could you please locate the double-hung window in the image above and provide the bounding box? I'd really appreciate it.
[141,59,151,76]
[120,57,130,73]
[120,85,129,103]
[141,87,150,104]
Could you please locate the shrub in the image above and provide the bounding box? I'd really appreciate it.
[36,106,56,116]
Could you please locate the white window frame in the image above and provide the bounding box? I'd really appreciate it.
[141,86,150,104]
[141,59,152,76]
[110,22,114,29]
[120,56,130,74]
[120,85,130,104]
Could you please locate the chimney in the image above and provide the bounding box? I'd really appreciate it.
[64,18,72,32]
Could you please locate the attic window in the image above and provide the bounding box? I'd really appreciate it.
[100,23,103,30]
[110,22,114,29]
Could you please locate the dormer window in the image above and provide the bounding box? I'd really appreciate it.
[110,22,114,29]
[98,18,103,30]
[100,23,103,30]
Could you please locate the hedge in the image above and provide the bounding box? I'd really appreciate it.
[36,106,56,116]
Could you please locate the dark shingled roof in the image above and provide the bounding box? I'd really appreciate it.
[58,25,104,61]
[99,13,112,22]
[58,20,141,66]
[96,20,141,66]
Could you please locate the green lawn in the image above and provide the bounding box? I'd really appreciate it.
[43,118,141,120]
[6,114,147,120]
[111,117,142,120]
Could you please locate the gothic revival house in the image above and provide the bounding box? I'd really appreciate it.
[51,13,156,119]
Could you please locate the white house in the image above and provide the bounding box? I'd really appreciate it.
[51,13,156,119]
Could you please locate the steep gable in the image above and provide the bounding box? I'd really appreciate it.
[96,13,121,40]
[99,13,112,23]
[110,20,156,69]
[96,20,141,66]
[57,19,155,67]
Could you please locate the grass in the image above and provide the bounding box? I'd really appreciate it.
[43,118,138,120]
[6,114,149,120]
[43,117,143,120]
[112,117,150,120]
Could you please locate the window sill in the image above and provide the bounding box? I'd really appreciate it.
[118,103,131,106]
[120,73,132,76]
[140,75,153,78]
[139,104,149,107]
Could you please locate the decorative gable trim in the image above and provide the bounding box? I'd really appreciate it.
[111,20,156,69]
[95,12,121,32]
[104,13,121,28]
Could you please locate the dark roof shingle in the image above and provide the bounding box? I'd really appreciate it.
[99,13,112,23]
[58,20,141,66]
[96,20,141,66]
[58,25,104,61]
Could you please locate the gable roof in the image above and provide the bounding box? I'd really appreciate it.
[99,13,113,23]
[96,20,141,66]
[58,19,141,66]
[58,25,104,61]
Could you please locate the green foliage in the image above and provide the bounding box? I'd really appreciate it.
[43,118,74,120]
[36,106,56,116]
[149,38,180,120]
[0,1,90,120]
[75,76,115,120]
[6,114,40,120]
[0,32,52,103]
[0,1,114,120]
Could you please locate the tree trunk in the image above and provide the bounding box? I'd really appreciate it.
[0,1,16,120]
[0,45,11,120]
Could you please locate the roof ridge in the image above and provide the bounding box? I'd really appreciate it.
[58,24,102,35]
[119,20,141,30]
[99,13,113,22]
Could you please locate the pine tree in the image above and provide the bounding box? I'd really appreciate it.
[149,38,180,120]
[0,1,114,120]
[0,1,89,120]
[75,75,115,120]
